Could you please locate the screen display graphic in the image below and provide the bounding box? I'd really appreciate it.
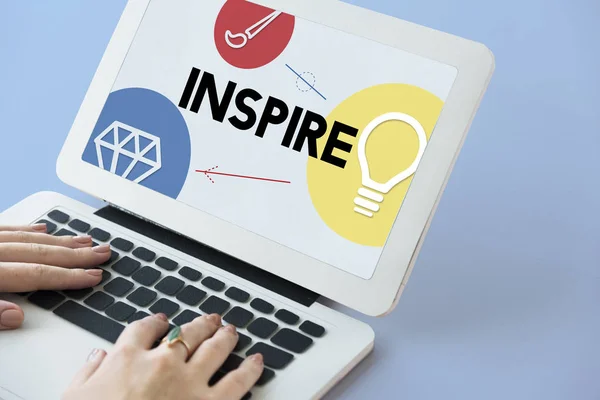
[81,0,457,279]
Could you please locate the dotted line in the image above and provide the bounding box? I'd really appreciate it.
[296,72,316,93]
[203,165,219,184]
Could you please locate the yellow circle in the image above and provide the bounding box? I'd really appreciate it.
[307,83,444,247]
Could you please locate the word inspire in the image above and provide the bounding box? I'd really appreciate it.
[178,67,358,169]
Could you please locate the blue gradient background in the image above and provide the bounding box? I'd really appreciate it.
[1,1,599,399]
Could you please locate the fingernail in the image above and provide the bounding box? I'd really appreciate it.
[87,348,100,361]
[86,269,103,276]
[207,314,221,324]
[224,324,237,334]
[250,353,263,365]
[31,223,47,232]
[92,244,111,253]
[0,309,23,329]
[73,235,92,244]
[155,313,168,322]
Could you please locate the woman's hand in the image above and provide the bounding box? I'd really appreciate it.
[63,313,264,400]
[0,224,111,330]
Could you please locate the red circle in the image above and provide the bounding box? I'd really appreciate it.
[214,0,295,70]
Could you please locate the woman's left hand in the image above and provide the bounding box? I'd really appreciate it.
[0,224,111,330]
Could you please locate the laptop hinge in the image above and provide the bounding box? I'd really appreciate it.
[94,205,320,307]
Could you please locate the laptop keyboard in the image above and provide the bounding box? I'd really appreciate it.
[24,208,327,399]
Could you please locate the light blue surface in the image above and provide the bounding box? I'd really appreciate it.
[1,1,599,399]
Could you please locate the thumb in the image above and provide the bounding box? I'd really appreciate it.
[68,348,107,388]
[0,300,24,330]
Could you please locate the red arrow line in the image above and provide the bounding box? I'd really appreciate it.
[196,170,291,184]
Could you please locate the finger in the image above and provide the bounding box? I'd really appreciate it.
[157,314,221,361]
[0,300,24,330]
[0,224,47,233]
[190,323,239,379]
[210,354,264,399]
[117,313,170,350]
[0,231,93,249]
[0,243,111,267]
[0,263,103,292]
[69,348,107,387]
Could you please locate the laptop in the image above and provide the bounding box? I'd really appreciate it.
[0,0,494,398]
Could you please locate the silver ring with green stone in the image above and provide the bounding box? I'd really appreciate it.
[161,326,191,358]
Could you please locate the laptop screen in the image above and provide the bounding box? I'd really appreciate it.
[81,0,457,279]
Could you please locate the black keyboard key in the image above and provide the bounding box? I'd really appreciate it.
[225,287,250,303]
[176,286,206,306]
[132,266,161,286]
[172,310,201,325]
[201,276,225,291]
[133,247,155,262]
[111,237,134,252]
[216,356,254,399]
[250,298,274,314]
[178,266,202,281]
[28,291,65,310]
[209,370,225,386]
[155,256,178,271]
[63,288,93,300]
[112,256,141,276]
[246,343,293,370]
[128,311,150,324]
[84,292,115,311]
[199,296,230,315]
[104,277,134,297]
[54,300,124,343]
[105,302,136,322]
[155,276,184,296]
[256,368,275,386]
[99,270,112,285]
[55,228,76,237]
[16,292,31,297]
[48,210,69,223]
[68,219,90,233]
[89,227,110,242]
[271,328,313,353]
[101,250,119,267]
[275,309,299,325]
[215,354,252,400]
[127,287,157,307]
[36,219,57,234]
[299,321,325,338]
[220,353,244,372]
[246,318,278,339]
[149,298,179,317]
[234,333,252,352]
[207,369,253,400]
[223,307,254,328]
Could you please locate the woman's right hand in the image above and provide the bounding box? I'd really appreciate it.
[63,313,264,400]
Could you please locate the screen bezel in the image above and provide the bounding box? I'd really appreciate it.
[57,0,494,316]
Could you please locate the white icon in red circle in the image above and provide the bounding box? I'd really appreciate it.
[214,0,295,69]
[225,10,282,49]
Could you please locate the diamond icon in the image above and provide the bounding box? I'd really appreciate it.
[94,121,162,183]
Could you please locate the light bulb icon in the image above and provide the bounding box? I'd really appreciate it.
[354,112,428,218]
